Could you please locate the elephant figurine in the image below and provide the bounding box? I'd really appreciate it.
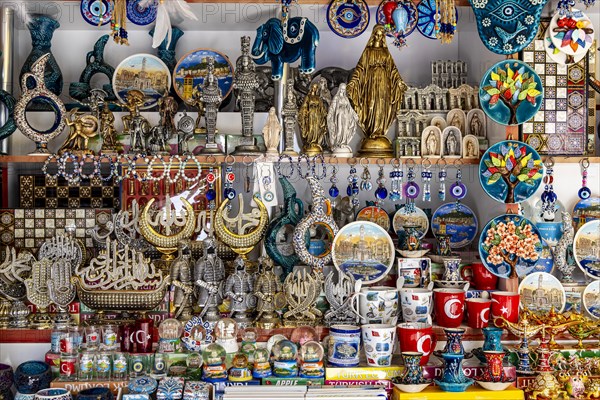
[251,17,319,80]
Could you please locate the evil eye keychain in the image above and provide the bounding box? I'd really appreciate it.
[223,155,236,201]
[347,159,360,208]
[541,158,558,221]
[205,156,218,209]
[403,159,420,213]
[243,156,254,194]
[579,158,591,200]
[389,158,403,202]
[374,158,388,205]
[421,159,432,202]
[261,166,275,202]
[449,160,467,201]
[360,158,372,191]
[329,158,340,199]
[438,158,447,201]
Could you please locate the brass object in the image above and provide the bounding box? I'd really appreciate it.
[58,109,99,155]
[214,194,268,261]
[139,197,197,260]
[298,83,327,156]
[121,89,150,153]
[531,306,580,349]
[283,269,322,327]
[99,102,120,154]
[566,312,600,349]
[346,25,408,157]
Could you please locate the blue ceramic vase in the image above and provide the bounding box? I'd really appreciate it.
[434,353,474,392]
[20,15,63,95]
[149,27,184,73]
[77,388,113,400]
[13,361,51,395]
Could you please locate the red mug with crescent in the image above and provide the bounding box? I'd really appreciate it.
[396,322,437,365]
[133,317,154,353]
[460,263,498,290]
[466,298,492,329]
[59,355,77,379]
[433,288,465,328]
[491,291,520,325]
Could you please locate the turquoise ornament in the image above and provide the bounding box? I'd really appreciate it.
[0,86,17,141]
[150,27,184,73]
[469,0,548,55]
[265,177,304,279]
[69,35,116,102]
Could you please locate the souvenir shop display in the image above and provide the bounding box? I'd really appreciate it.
[1,1,600,400]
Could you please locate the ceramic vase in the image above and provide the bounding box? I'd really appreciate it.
[33,389,72,400]
[442,258,462,281]
[13,361,51,394]
[399,352,425,384]
[482,351,505,383]
[434,353,473,392]
[442,328,465,355]
[482,327,503,352]
[20,16,63,96]
[0,364,13,392]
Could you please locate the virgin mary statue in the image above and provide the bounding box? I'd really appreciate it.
[346,24,407,157]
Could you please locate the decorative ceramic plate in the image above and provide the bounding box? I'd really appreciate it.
[549,9,595,56]
[518,272,565,314]
[356,206,391,231]
[416,0,458,40]
[479,60,543,126]
[543,26,586,65]
[479,140,544,204]
[573,219,600,279]
[332,221,395,284]
[126,0,157,25]
[376,0,418,38]
[392,206,429,239]
[431,203,478,249]
[479,214,544,279]
[113,54,171,110]
[173,49,234,103]
[573,197,600,231]
[80,0,112,26]
[128,376,158,394]
[582,280,600,319]
[534,239,554,274]
[327,0,370,38]
[182,316,214,352]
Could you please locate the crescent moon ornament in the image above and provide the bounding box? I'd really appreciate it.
[480,308,490,324]
[416,334,432,354]
[444,299,462,319]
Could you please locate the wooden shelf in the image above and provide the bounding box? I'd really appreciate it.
[60,0,472,6]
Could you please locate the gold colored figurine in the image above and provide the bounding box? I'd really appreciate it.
[298,83,327,156]
[99,102,120,154]
[187,87,206,134]
[346,24,408,157]
[58,108,99,155]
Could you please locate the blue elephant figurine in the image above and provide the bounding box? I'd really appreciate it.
[251,17,319,80]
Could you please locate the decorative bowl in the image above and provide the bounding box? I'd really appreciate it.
[0,364,14,392]
[77,388,113,400]
[15,393,35,400]
[476,380,514,391]
[393,381,431,393]
[13,362,51,394]
[434,378,474,392]
[433,280,470,290]
[128,376,158,395]
[34,389,72,400]
[397,249,430,258]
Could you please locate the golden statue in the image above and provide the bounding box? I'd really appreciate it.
[58,108,99,155]
[346,24,408,157]
[99,102,121,154]
[298,83,327,156]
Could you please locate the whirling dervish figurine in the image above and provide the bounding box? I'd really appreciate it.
[298,83,327,156]
[224,257,255,328]
[263,107,282,155]
[327,83,358,157]
[199,56,224,154]
[194,237,225,325]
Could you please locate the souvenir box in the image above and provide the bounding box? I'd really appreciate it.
[183,381,212,400]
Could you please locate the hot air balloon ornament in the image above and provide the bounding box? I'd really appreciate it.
[376,0,418,48]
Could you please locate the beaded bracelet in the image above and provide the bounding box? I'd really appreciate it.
[60,152,81,184]
[112,154,129,183]
[97,154,116,182]
[79,154,100,180]
[297,153,311,179]
[42,154,62,180]
[146,154,168,182]
[180,155,202,183]
[168,155,183,183]
[313,154,327,180]
[276,154,294,179]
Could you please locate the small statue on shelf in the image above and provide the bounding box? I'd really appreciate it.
[158,95,178,139]
[224,257,255,328]
[253,257,285,329]
[470,112,482,137]
[177,110,196,155]
[99,102,120,154]
[327,83,358,157]
[121,90,150,153]
[263,107,282,155]
[170,240,195,321]
[298,82,327,156]
[199,56,223,154]
[422,128,441,157]
[58,108,99,155]
[186,89,205,134]
[462,135,479,159]
[194,237,225,324]
[281,79,299,156]
[553,211,576,283]
[317,77,332,109]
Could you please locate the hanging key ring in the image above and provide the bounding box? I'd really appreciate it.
[376,158,386,168]
[225,154,235,167]
[359,157,370,167]
[390,158,401,168]
[243,155,254,166]
[297,153,311,179]
[422,158,432,169]
[437,157,447,167]
[347,157,357,167]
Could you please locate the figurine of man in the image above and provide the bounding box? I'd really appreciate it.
[224,257,254,327]
[194,238,225,322]
[327,83,358,157]
[121,90,150,153]
[263,107,282,155]
[99,102,120,154]
[254,257,284,328]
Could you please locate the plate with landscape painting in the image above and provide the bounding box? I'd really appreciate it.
[573,219,600,279]
[583,280,600,319]
[518,272,565,315]
[332,221,395,284]
[113,54,171,109]
[173,49,234,102]
[392,206,429,239]
[572,197,600,231]
[431,203,478,249]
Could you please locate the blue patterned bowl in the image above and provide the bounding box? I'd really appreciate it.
[128,376,158,395]
[34,389,72,400]
[77,388,113,400]
[13,362,51,394]
[15,392,35,400]
[0,364,13,392]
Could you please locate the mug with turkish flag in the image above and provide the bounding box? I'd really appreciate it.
[460,262,498,290]
[396,322,437,365]
[466,298,492,329]
[491,291,520,325]
[433,288,465,328]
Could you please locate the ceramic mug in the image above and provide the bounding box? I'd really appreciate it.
[399,288,433,324]
[33,389,71,400]
[327,325,361,367]
[460,262,498,290]
[433,288,466,328]
[396,322,437,365]
[397,258,430,288]
[361,324,396,367]
[490,291,520,325]
[466,298,491,329]
[351,286,399,325]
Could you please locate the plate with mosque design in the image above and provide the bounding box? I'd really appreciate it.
[332,221,395,284]
[518,272,565,315]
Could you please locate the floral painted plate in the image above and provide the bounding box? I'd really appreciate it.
[479,60,543,126]
[113,54,171,110]
[392,206,429,239]
[572,197,600,231]
[327,0,370,38]
[518,272,565,315]
[431,203,478,249]
[549,9,595,56]
[573,219,600,279]
[173,49,234,102]
[583,280,600,319]
[332,221,395,284]
[182,316,214,352]
[479,140,544,204]
[127,0,157,25]
[479,214,543,279]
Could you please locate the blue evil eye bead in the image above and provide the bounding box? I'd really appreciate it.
[375,186,388,199]
[389,192,400,201]
[578,186,591,200]
[206,189,216,201]
[264,191,274,202]
[450,182,467,200]
[225,188,236,200]
[540,191,557,203]
[329,186,340,198]
[404,182,420,199]
[80,0,113,26]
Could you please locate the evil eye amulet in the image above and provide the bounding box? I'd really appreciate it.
[206,173,216,184]
[225,188,236,200]
[226,173,235,183]
[206,189,217,201]
[404,182,420,199]
[264,191,275,202]
[579,187,591,200]
[450,182,467,200]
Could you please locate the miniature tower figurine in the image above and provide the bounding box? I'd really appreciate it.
[199,56,224,154]
[281,79,299,156]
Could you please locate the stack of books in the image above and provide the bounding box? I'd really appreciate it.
[222,385,388,399]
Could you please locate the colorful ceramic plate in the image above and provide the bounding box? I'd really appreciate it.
[582,280,600,319]
[431,203,478,249]
[479,140,544,204]
[113,54,171,110]
[479,60,543,126]
[518,272,565,314]
[572,197,600,231]
[534,239,554,274]
[392,206,429,239]
[376,0,418,38]
[128,376,158,394]
[332,221,395,284]
[127,0,157,25]
[549,9,595,56]
[327,0,370,38]
[479,214,544,279]
[356,205,391,231]
[182,316,214,352]
[543,26,586,66]
[173,49,234,102]
[80,0,112,26]
[573,219,600,279]
[416,0,458,40]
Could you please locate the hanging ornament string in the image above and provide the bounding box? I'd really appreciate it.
[347,159,360,208]
[297,153,311,179]
[578,158,591,200]
[437,0,456,44]
[110,0,129,45]
[421,159,432,202]
[375,158,388,206]
[540,158,557,222]
[329,158,339,199]
[438,158,447,201]
[243,156,254,194]
[360,158,372,191]
[276,154,294,179]
[403,159,419,214]
[261,166,275,202]
[449,160,467,203]
[389,158,403,202]
[223,155,236,202]
[205,156,218,209]
[313,154,327,180]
